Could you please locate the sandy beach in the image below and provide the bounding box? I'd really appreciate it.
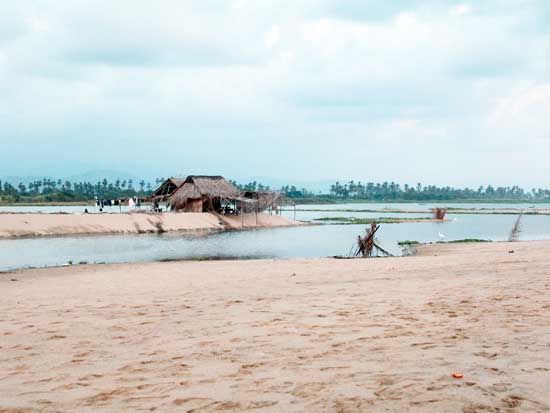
[1,241,549,412]
[0,212,303,238]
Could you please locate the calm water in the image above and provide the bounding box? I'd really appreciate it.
[281,209,433,222]
[1,206,550,272]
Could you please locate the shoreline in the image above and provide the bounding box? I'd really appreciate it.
[0,238,518,275]
[1,240,549,411]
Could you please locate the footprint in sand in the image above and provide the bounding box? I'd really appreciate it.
[47,335,66,340]
[492,383,511,393]
[78,373,104,381]
[82,388,133,406]
[462,402,494,412]
[502,395,524,408]
[173,397,213,409]
[474,351,498,360]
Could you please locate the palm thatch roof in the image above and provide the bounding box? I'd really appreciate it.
[169,176,240,210]
[242,190,281,210]
[152,178,186,199]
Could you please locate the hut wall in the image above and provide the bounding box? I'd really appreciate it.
[184,198,203,212]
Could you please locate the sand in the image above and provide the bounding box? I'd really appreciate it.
[0,212,303,238]
[1,241,550,412]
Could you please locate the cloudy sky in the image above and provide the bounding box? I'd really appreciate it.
[1,0,549,187]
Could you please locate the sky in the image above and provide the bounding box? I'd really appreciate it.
[0,0,549,188]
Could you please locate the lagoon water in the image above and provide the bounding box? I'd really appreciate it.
[1,204,550,272]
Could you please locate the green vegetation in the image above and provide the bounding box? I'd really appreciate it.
[1,177,549,205]
[397,240,420,246]
[324,181,550,202]
[399,239,492,247]
[0,178,155,204]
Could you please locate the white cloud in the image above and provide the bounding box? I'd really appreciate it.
[451,4,471,17]
[503,84,550,116]
[0,0,549,186]
[265,26,280,49]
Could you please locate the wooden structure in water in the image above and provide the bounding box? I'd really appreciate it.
[352,223,393,257]
[432,208,448,220]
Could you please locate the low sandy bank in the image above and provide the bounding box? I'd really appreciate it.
[1,241,549,412]
[0,212,303,238]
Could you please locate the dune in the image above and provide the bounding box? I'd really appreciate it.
[1,241,549,411]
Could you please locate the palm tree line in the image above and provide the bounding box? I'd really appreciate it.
[0,178,158,202]
[327,181,549,201]
[0,177,548,203]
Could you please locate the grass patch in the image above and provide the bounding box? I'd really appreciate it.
[397,240,420,246]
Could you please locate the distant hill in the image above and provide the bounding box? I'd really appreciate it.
[1,170,145,186]
[230,176,333,193]
[1,170,332,193]
[0,176,48,186]
[64,170,141,184]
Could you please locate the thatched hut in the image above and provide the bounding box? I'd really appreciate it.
[152,178,186,201]
[169,176,240,212]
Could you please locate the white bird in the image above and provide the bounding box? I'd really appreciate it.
[438,232,446,240]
